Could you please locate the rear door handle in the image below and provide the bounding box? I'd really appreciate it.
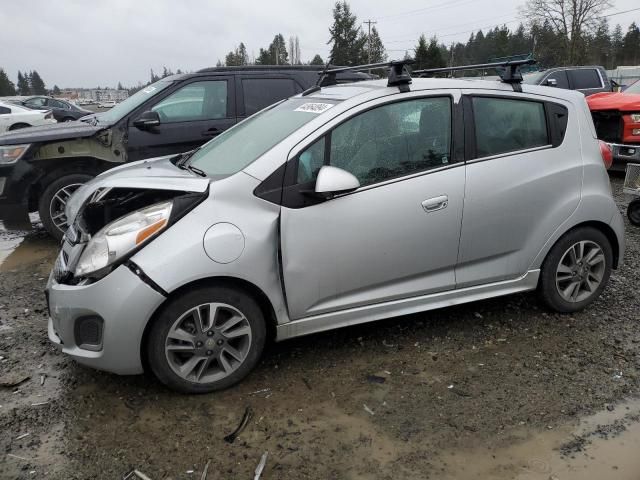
[201,127,220,137]
[421,195,448,213]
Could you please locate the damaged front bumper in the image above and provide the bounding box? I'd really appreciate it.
[47,262,166,375]
[608,142,640,171]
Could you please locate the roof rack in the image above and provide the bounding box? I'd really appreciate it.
[413,59,536,92]
[317,59,415,92]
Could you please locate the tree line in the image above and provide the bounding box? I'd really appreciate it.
[0,69,56,97]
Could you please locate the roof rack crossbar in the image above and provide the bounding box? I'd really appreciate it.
[317,59,415,90]
[414,59,536,91]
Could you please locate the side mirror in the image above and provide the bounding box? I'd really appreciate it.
[314,166,360,197]
[545,78,558,87]
[133,110,161,129]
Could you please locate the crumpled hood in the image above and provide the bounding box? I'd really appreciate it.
[65,155,211,224]
[0,119,106,145]
[587,92,640,112]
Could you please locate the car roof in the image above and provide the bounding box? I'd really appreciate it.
[165,66,375,82]
[303,77,586,103]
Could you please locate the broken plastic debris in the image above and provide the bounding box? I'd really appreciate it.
[613,372,623,379]
[40,374,46,386]
[249,388,271,396]
[363,404,375,415]
[201,460,210,480]
[31,401,49,406]
[448,384,454,389]
[224,406,253,444]
[254,451,269,480]
[15,432,30,440]
[134,470,152,480]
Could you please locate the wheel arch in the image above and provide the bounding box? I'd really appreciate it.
[139,276,278,372]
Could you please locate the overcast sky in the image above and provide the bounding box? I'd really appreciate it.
[1,0,638,88]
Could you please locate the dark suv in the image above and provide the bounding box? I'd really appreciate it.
[0,66,372,238]
[523,66,615,96]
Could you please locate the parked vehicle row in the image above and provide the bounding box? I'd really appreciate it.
[0,100,56,133]
[11,96,93,122]
[44,60,624,393]
[0,66,374,237]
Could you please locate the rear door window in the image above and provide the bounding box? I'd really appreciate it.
[569,69,602,90]
[0,106,10,114]
[25,97,46,108]
[242,78,299,116]
[472,97,549,158]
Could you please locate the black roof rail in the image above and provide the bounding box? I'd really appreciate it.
[414,59,537,92]
[317,59,415,91]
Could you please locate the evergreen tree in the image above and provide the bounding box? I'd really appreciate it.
[52,85,61,95]
[0,69,16,96]
[225,43,249,66]
[150,69,160,83]
[328,1,366,65]
[310,54,325,65]
[621,22,640,65]
[425,37,446,68]
[117,82,124,90]
[414,35,429,70]
[366,26,386,63]
[611,24,624,67]
[29,70,46,95]
[161,66,174,78]
[17,71,30,95]
[256,35,288,65]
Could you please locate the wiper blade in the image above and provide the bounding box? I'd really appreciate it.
[186,165,207,177]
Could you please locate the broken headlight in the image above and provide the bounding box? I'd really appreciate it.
[0,144,30,164]
[74,201,173,277]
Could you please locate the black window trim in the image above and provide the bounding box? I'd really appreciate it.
[463,93,562,164]
[255,92,464,209]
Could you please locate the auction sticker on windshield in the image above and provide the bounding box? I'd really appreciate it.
[294,103,333,114]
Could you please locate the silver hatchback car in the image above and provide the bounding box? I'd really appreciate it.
[47,63,625,393]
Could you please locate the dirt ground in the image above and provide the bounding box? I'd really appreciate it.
[0,177,639,480]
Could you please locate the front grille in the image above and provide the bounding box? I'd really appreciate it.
[592,111,623,143]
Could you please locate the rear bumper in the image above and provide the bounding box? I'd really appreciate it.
[46,263,166,375]
[609,143,640,171]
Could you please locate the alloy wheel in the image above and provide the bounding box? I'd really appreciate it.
[165,303,252,384]
[555,240,606,303]
[49,183,84,232]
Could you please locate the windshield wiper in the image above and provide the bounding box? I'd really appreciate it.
[186,165,207,177]
[175,154,207,177]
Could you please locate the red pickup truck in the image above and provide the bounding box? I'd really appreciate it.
[587,80,640,171]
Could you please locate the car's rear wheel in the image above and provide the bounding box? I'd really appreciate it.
[38,173,93,240]
[539,227,612,313]
[628,199,640,226]
[147,286,266,393]
[9,123,30,130]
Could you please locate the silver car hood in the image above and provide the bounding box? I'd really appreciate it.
[65,155,210,223]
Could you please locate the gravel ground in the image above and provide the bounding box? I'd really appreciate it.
[0,176,638,479]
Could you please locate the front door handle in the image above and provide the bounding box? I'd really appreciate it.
[201,127,220,137]
[421,195,448,213]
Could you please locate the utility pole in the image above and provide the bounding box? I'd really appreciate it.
[363,19,377,66]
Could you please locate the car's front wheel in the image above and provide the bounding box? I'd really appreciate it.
[539,226,612,312]
[38,173,93,240]
[147,286,266,393]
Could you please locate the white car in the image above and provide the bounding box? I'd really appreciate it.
[0,100,56,133]
[98,100,116,108]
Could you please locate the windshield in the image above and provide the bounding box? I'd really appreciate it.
[522,71,547,85]
[94,79,173,123]
[189,97,339,176]
[625,80,640,94]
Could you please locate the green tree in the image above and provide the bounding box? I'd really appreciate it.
[310,54,325,65]
[29,70,46,95]
[256,35,288,65]
[225,42,249,66]
[117,82,124,90]
[414,35,429,70]
[150,69,160,83]
[425,37,446,69]
[366,26,386,64]
[52,85,61,95]
[610,24,624,67]
[621,22,640,65]
[0,69,16,96]
[328,1,366,65]
[17,71,30,95]
[161,66,174,78]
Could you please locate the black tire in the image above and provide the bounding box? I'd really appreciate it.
[9,123,30,130]
[38,173,93,240]
[628,199,640,226]
[147,286,267,394]
[539,226,613,313]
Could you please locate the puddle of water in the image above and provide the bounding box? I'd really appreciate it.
[0,231,58,272]
[439,398,640,479]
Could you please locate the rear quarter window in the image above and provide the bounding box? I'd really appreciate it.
[472,97,549,158]
[0,106,10,114]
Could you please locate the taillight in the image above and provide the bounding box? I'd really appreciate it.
[599,140,613,169]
